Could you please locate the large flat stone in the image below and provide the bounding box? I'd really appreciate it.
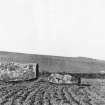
[0,62,38,82]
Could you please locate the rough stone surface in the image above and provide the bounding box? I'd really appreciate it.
[48,73,73,84]
[0,62,37,81]
[63,75,72,83]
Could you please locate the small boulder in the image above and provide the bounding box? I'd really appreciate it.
[63,74,72,83]
[48,73,63,83]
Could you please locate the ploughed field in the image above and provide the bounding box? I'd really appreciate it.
[0,77,105,105]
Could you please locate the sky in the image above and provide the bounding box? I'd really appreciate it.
[0,0,105,60]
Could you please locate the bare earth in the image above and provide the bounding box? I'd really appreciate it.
[0,78,105,105]
[0,51,105,105]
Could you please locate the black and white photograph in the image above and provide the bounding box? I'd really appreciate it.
[0,0,105,105]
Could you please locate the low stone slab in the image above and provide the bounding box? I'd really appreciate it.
[0,62,38,82]
[48,73,74,84]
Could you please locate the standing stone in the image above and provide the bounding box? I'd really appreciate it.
[0,62,38,81]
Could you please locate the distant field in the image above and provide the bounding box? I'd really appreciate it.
[0,51,105,73]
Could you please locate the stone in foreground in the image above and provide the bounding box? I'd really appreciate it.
[0,62,39,82]
[48,73,74,84]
